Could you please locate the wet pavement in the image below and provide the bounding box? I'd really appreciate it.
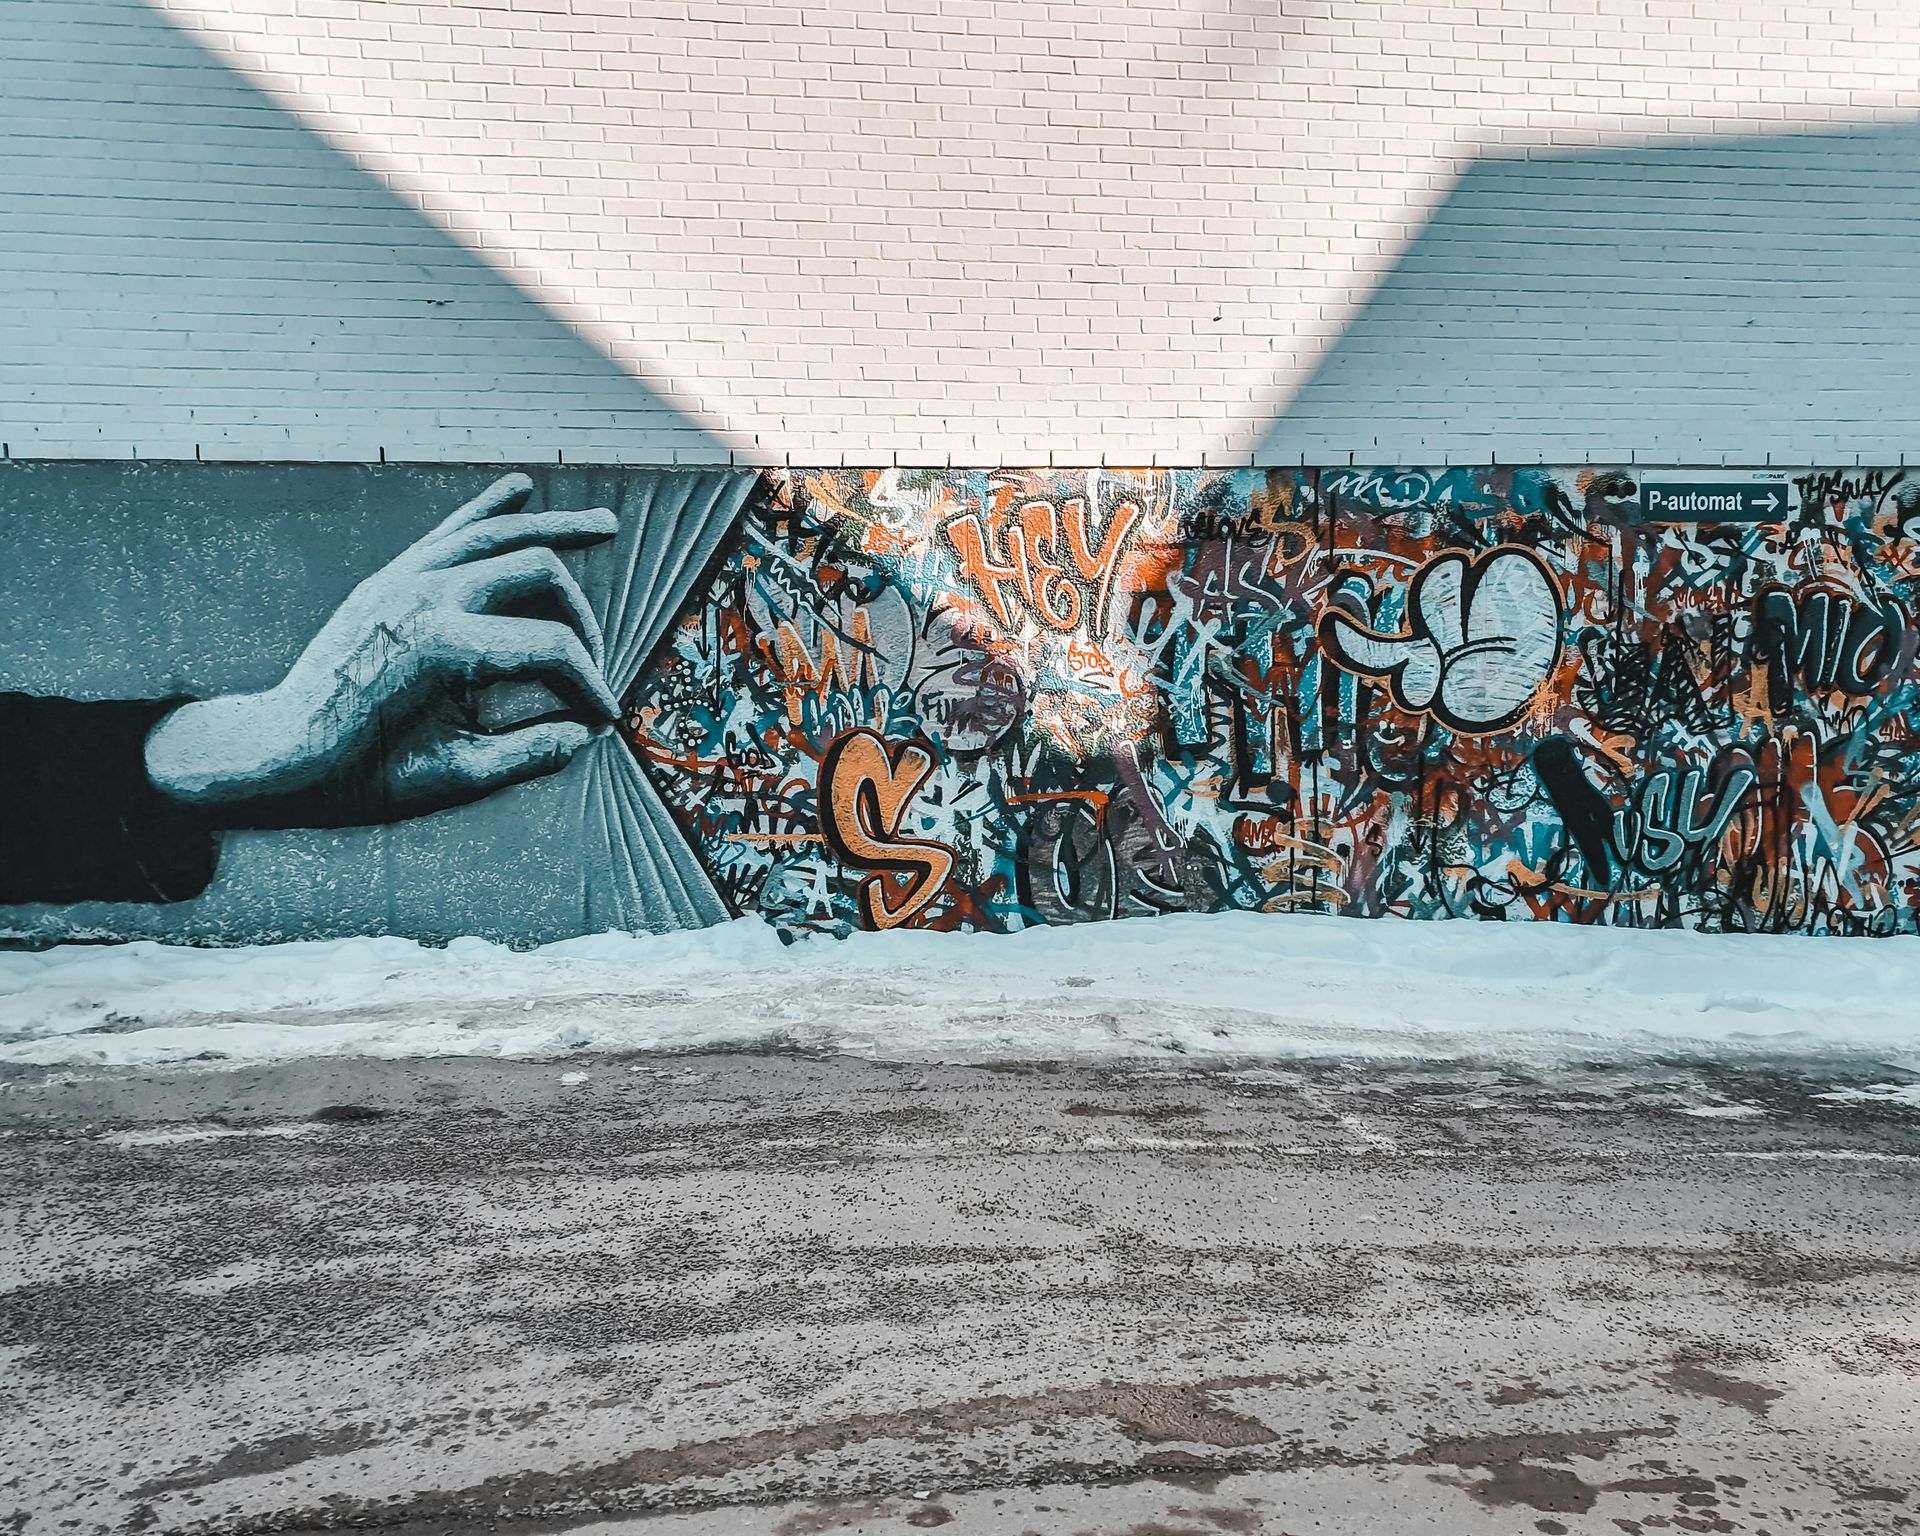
[3,1050,1918,1535]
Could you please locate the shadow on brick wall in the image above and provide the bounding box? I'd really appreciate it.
[0,0,728,461]
[1255,119,1920,467]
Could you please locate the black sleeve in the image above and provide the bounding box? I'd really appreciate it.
[0,694,221,905]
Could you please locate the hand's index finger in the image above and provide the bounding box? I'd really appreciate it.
[456,546,608,668]
[449,614,624,722]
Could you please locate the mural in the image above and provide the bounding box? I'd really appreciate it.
[0,474,627,906]
[0,464,748,942]
[8,460,1920,946]
[630,465,1920,940]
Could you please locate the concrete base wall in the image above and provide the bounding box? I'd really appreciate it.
[5,461,1917,943]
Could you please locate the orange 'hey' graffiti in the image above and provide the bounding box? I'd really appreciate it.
[941,494,1140,634]
[818,728,955,930]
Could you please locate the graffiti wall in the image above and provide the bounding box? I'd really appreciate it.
[631,466,1920,939]
[7,460,1920,945]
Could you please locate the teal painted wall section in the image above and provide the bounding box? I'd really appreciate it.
[0,463,746,944]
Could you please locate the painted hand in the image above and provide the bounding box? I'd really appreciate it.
[1319,547,1562,733]
[144,474,620,826]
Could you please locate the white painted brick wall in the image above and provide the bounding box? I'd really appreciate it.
[4,0,1919,465]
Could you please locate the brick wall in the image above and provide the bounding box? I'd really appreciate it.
[4,0,1919,465]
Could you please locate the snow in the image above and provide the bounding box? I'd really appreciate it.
[0,913,1916,1070]
[1816,1082,1920,1108]
[100,1123,319,1148]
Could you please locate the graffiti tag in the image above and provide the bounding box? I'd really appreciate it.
[818,728,954,930]
[942,495,1140,634]
[1320,547,1564,733]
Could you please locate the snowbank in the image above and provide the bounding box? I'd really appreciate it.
[0,915,1915,1069]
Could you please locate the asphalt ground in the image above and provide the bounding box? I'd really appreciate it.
[3,1050,1918,1536]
